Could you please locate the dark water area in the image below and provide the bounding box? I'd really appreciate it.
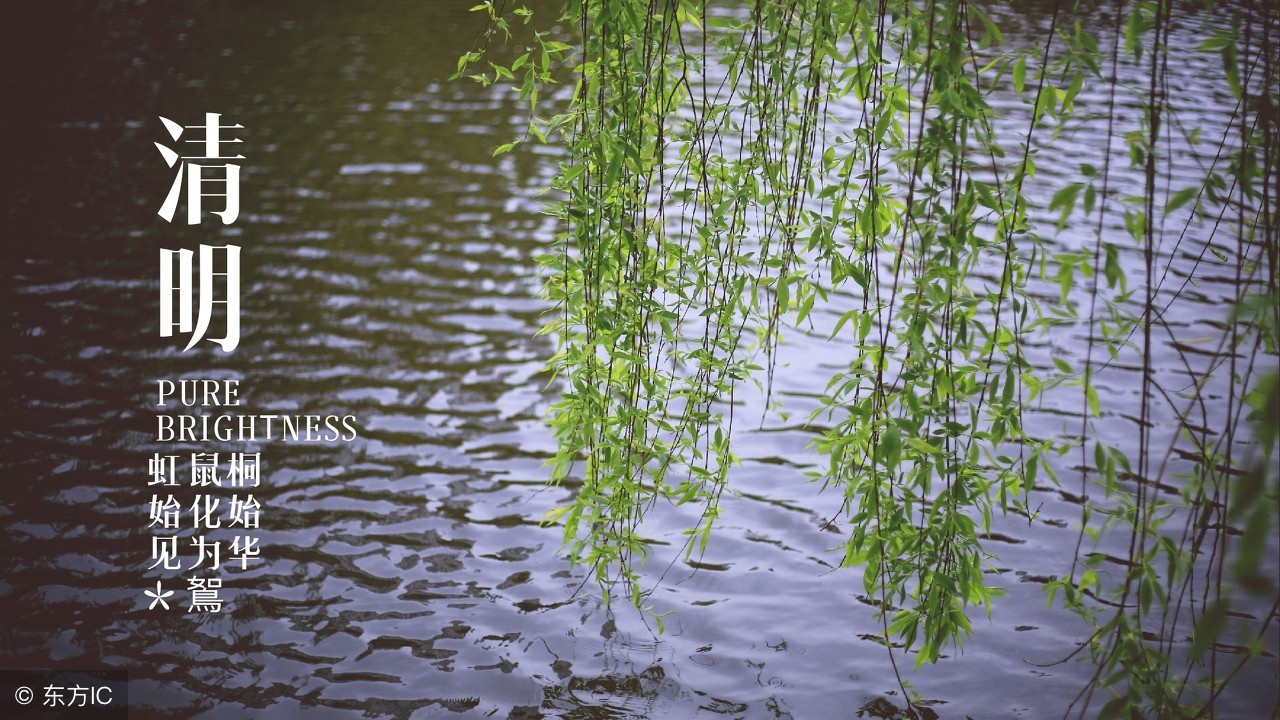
[0,2,1275,719]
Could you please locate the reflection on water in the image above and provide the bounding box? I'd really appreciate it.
[0,2,1274,719]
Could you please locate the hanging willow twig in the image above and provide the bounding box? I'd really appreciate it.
[459,0,1280,716]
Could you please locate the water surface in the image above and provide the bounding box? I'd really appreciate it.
[0,2,1275,719]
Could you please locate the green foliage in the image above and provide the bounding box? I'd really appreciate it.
[460,0,1279,716]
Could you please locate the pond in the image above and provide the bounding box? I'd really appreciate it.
[0,2,1275,719]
